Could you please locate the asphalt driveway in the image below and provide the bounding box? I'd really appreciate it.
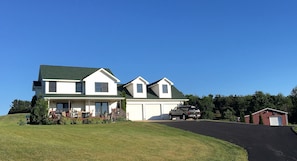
[158,121,297,161]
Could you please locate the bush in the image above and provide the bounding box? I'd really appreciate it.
[30,96,49,125]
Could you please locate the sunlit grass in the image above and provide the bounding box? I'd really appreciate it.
[0,114,247,161]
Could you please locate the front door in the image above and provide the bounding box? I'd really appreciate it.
[95,102,108,117]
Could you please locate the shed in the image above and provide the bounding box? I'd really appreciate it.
[244,108,288,126]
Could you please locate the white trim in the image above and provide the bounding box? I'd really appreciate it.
[43,79,81,82]
[98,68,120,83]
[244,107,288,118]
[148,77,174,88]
[252,108,288,115]
[44,96,125,100]
[124,76,149,88]
[127,98,188,102]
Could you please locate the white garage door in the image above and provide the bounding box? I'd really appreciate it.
[163,104,177,114]
[126,104,143,121]
[145,104,161,120]
[269,116,282,126]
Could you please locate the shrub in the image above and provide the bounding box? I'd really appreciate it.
[30,96,49,125]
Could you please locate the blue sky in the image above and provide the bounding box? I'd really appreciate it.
[1,0,297,115]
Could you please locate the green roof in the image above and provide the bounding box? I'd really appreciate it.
[39,65,114,80]
[118,84,186,99]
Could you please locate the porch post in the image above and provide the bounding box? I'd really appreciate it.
[88,100,90,113]
[68,100,71,117]
[48,99,51,114]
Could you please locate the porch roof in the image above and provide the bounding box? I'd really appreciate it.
[43,94,124,100]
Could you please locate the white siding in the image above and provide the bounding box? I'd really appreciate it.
[124,77,148,98]
[149,79,172,98]
[56,82,75,94]
[158,79,172,98]
[83,69,118,95]
[44,81,80,94]
[132,79,147,98]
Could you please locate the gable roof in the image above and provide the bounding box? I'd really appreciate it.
[123,76,149,88]
[245,108,288,117]
[38,65,114,80]
[118,84,186,99]
[148,77,174,88]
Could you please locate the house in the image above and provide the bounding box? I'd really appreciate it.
[244,108,288,126]
[32,65,188,121]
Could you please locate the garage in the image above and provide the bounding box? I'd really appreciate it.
[269,116,282,126]
[244,108,288,126]
[145,104,161,120]
[126,104,143,121]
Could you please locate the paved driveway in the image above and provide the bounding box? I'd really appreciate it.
[158,121,297,161]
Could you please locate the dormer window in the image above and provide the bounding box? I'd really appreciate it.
[137,84,143,93]
[162,84,168,93]
[95,82,108,92]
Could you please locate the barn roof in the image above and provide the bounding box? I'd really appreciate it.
[245,108,288,117]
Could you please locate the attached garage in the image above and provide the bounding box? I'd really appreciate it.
[245,108,288,126]
[144,104,161,120]
[126,104,143,121]
[126,101,185,121]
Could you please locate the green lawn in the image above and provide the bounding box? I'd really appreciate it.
[0,114,247,161]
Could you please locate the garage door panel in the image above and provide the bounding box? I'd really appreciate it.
[269,116,282,126]
[127,104,143,121]
[163,104,177,114]
[145,104,161,120]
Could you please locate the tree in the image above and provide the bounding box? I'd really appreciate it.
[8,99,31,114]
[200,95,215,119]
[223,109,237,121]
[30,96,49,125]
[239,111,245,122]
[290,86,297,123]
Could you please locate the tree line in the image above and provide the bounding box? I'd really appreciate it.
[7,87,297,124]
[185,86,297,123]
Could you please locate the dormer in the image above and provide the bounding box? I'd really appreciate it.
[148,77,173,98]
[124,76,149,98]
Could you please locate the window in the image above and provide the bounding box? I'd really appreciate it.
[56,103,70,114]
[162,84,168,93]
[137,84,143,93]
[76,82,82,92]
[95,102,108,117]
[95,82,108,92]
[49,81,56,92]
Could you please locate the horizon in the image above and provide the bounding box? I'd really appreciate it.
[1,0,297,115]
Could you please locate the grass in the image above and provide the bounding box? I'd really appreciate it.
[0,114,247,161]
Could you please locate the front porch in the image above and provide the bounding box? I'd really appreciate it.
[45,97,126,121]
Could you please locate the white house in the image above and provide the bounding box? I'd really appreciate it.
[32,65,188,121]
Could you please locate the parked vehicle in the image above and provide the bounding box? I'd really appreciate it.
[169,105,201,120]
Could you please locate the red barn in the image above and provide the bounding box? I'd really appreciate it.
[244,108,288,126]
